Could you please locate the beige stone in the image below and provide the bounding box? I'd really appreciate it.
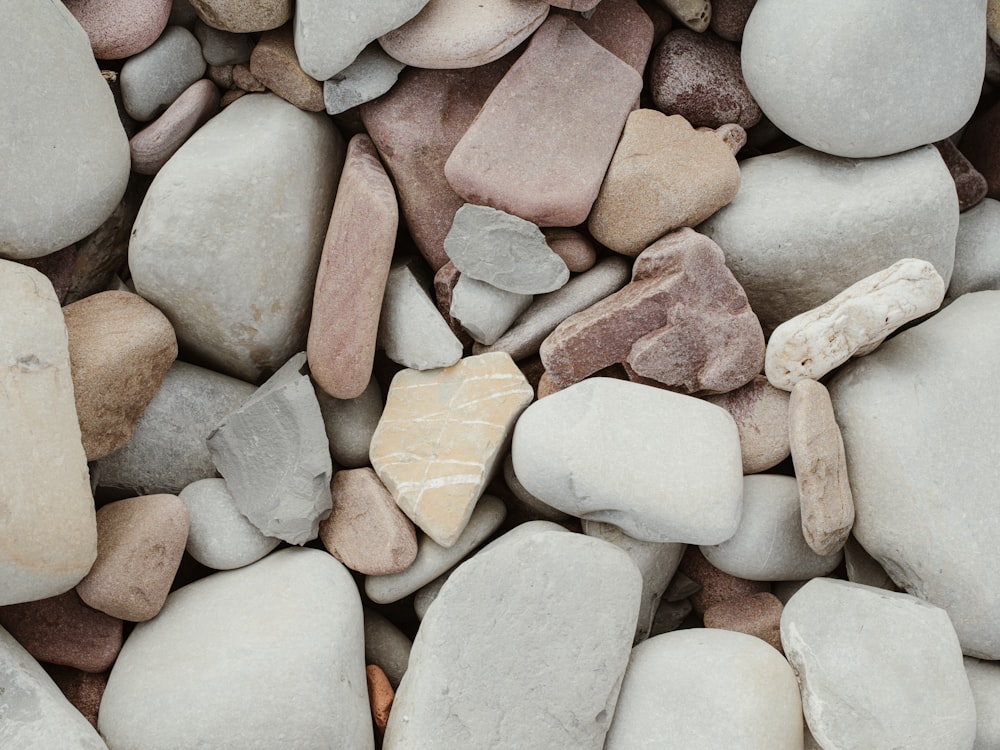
[660,0,711,31]
[250,25,324,112]
[370,353,533,547]
[189,0,290,33]
[64,290,178,461]
[788,379,854,557]
[705,375,790,474]
[0,261,97,606]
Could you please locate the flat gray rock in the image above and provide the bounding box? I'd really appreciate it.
[324,42,407,115]
[383,522,642,750]
[316,375,383,468]
[120,25,207,122]
[364,608,412,689]
[193,21,252,65]
[450,273,532,345]
[950,197,1000,299]
[781,578,976,749]
[965,657,1000,749]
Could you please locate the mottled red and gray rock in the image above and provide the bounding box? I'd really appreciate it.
[543,228,597,273]
[960,100,1000,200]
[366,664,394,740]
[589,110,740,256]
[76,494,189,622]
[450,275,533,346]
[934,139,988,212]
[308,134,398,400]
[120,25,207,122]
[559,0,655,74]
[64,0,172,59]
[45,665,108,729]
[444,14,642,227]
[380,0,548,69]
[189,0,290,32]
[649,28,760,129]
[433,262,474,346]
[703,592,784,652]
[704,375,790,474]
[709,0,755,40]
[541,229,763,393]
[130,79,221,175]
[319,468,418,576]
[360,57,512,270]
[250,25,325,112]
[679,547,769,616]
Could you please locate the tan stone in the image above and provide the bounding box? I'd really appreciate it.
[370,353,533,547]
[64,290,178,461]
[705,375,790,474]
[250,25,324,112]
[543,228,597,273]
[231,63,264,92]
[703,591,784,652]
[189,0,290,33]
[788,379,855,557]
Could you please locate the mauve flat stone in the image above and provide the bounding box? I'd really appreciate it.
[64,0,172,59]
[558,0,655,74]
[250,25,325,112]
[189,0,291,33]
[444,14,642,227]
[543,228,597,273]
[130,79,221,175]
[45,665,108,729]
[704,375,790,475]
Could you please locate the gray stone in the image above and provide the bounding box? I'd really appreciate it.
[844,535,897,592]
[364,608,412,689]
[120,25,207,122]
[383,522,642,750]
[742,0,985,158]
[178,478,280,570]
[193,20,252,65]
[323,42,406,115]
[413,573,449,620]
[206,353,333,545]
[450,274,532,346]
[701,475,842,582]
[605,629,803,749]
[316,375,383,468]
[828,291,1000,659]
[0,625,108,749]
[129,93,344,383]
[511,378,743,544]
[0,0,130,259]
[444,204,570,294]
[501,452,572,522]
[95,361,255,496]
[699,145,958,332]
[950,197,1000,299]
[99,548,373,750]
[965,657,1000,750]
[781,578,977,749]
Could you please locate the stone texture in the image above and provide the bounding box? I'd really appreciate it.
[64,0,172,59]
[709,0,755,40]
[742,0,985,158]
[589,110,741,256]
[15,245,78,304]
[827,291,1000,659]
[383,523,642,750]
[193,21,253,64]
[679,546,769,616]
[370,353,532,547]
[364,609,412,689]
[433,263,475,346]
[308,134,398,399]
[1,0,130,260]
[231,62,265,91]
[959,99,1000,200]
[561,0,655,74]
[323,43,406,115]
[659,0,711,31]
[935,138,989,213]
[781,578,977,749]
[950,198,1000,299]
[844,535,897,592]
[45,666,107,730]
[543,228,597,273]
[965,657,1000,750]
[704,375,790,475]
[366,664,394,740]
[129,78,221,175]
[63,291,178,461]
[316,376,384,469]
[379,0,549,69]
[206,353,333,545]
[450,274,533,345]
[502,453,572,522]
[0,262,97,606]
[99,548,373,750]
[444,14,642,227]
[699,144,958,332]
[189,0,291,33]
[512,377,742,543]
[703,591,784,652]
[120,25,207,122]
[129,93,344,383]
[250,25,325,112]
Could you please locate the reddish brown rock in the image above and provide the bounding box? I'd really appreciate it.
[207,63,235,89]
[935,138,989,212]
[703,591,784,652]
[308,134,398,400]
[559,0,655,74]
[444,14,642,227]
[366,663,395,739]
[250,25,324,112]
[543,229,597,273]
[361,56,513,270]
[679,546,770,616]
[540,228,764,393]
[63,291,178,461]
[705,375,790,474]
[16,244,77,303]
[959,100,1000,200]
[76,494,190,622]
[709,0,756,40]
[64,0,172,59]
[0,590,122,673]
[220,88,247,107]
[232,62,265,92]
[319,468,419,576]
[433,262,474,347]
[130,79,221,175]
[45,665,108,729]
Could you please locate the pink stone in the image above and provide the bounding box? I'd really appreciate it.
[64,0,172,60]
[308,134,398,400]
[704,375,790,474]
[703,592,784,652]
[130,79,221,175]
[15,244,77,303]
[557,0,655,74]
[543,229,597,273]
[679,546,769,616]
[444,14,642,227]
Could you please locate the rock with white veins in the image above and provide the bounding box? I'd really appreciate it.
[450,274,532,345]
[765,259,946,390]
[207,353,333,545]
[370,353,533,547]
[323,43,406,116]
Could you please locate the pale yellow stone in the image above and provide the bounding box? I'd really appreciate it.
[369,352,533,547]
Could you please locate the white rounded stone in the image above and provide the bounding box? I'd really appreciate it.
[950,197,1000,299]
[965,657,1000,749]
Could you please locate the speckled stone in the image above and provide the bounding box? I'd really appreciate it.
[679,547,769,616]
[250,25,325,113]
[366,664,394,740]
[64,0,173,59]
[704,375,790,475]
[704,591,784,652]
[709,0,755,40]
[44,666,107,729]
[559,0,655,74]
[189,0,291,33]
[130,78,221,175]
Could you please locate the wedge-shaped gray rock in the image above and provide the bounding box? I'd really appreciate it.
[207,353,333,545]
[699,145,958,332]
[511,378,743,544]
[316,375,383,468]
[450,274,532,345]
[99,548,373,750]
[382,522,642,750]
[130,93,344,383]
[950,197,1000,299]
[323,42,407,115]
[781,579,977,749]
[828,291,1000,659]
[0,625,108,749]
[1,0,130,259]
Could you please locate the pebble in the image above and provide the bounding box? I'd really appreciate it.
[250,25,325,112]
[704,375,790,474]
[934,138,989,212]
[561,0,655,74]
[192,20,252,65]
[658,0,711,32]
[64,0,172,59]
[120,25,207,122]
[98,548,372,749]
[741,0,985,158]
[450,274,533,345]
[589,110,741,256]
[316,375,383,468]
[444,14,642,227]
[843,535,898,592]
[188,0,291,33]
[231,62,265,91]
[383,522,642,749]
[679,547,770,616]
[828,291,1000,659]
[364,608,412,689]
[177,478,280,570]
[206,353,333,545]
[63,290,178,461]
[950,198,1000,299]
[781,578,977,749]
[323,43,406,116]
[45,666,107,729]
[308,134,398,399]
[543,228,597,273]
[369,353,532,546]
[703,591,784,652]
[129,93,344,383]
[16,245,78,304]
[319,468,419,576]
[366,664,395,740]
[129,78,221,175]
[965,657,1000,749]
[379,0,549,69]
[512,377,742,544]
[699,144,958,332]
[208,63,234,88]
[605,629,803,749]
[709,0,755,40]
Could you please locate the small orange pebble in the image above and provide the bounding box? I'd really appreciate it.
[366,664,395,738]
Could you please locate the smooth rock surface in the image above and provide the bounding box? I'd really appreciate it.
[323,43,406,115]
[935,138,989,212]
[129,78,221,175]
[120,25,207,122]
[250,25,325,112]
[561,0,655,74]
[965,657,1000,750]
[704,375,790,474]
[189,0,291,32]
[542,228,597,273]
[950,197,1000,298]
[64,0,172,59]
[193,21,253,64]
[364,608,412,689]
[450,274,533,345]
[316,376,383,469]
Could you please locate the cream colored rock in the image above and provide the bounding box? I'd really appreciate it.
[765,259,946,391]
[370,353,533,547]
[658,0,711,31]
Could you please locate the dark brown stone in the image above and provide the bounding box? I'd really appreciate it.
[432,262,474,347]
[709,0,757,41]
[958,99,1000,200]
[44,665,108,728]
[935,138,989,212]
